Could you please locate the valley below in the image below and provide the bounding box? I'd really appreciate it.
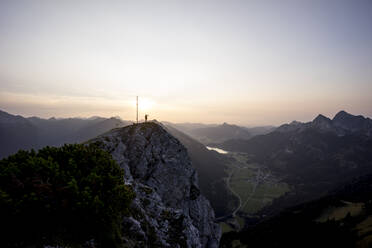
[2,109,372,247]
[207,147,290,234]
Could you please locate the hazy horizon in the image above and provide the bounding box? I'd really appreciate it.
[2,107,371,129]
[1,0,371,126]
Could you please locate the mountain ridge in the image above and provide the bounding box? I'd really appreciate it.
[90,122,221,247]
[0,109,132,158]
[163,123,239,217]
[167,121,275,145]
[275,111,372,136]
[212,111,372,216]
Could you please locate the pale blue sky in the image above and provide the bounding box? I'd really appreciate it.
[0,0,371,125]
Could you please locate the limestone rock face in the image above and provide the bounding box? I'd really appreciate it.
[91,122,221,248]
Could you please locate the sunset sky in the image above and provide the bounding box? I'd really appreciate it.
[0,0,371,125]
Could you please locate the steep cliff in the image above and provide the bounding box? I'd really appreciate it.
[90,122,221,247]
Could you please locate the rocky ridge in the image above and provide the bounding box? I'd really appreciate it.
[276,110,372,137]
[91,122,221,248]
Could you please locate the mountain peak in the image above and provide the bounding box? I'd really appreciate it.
[333,110,353,121]
[332,110,370,133]
[311,114,333,131]
[313,114,331,123]
[110,122,168,140]
[290,120,302,125]
[0,109,30,125]
[91,121,221,247]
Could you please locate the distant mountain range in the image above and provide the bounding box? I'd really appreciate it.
[219,111,372,247]
[276,110,372,137]
[163,122,218,134]
[0,110,237,217]
[4,108,372,247]
[0,109,132,158]
[213,111,372,214]
[165,121,275,144]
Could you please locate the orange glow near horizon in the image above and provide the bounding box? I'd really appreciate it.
[0,1,371,125]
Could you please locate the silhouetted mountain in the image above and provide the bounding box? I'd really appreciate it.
[333,110,372,136]
[188,123,252,144]
[164,124,238,217]
[276,110,372,136]
[311,114,333,130]
[165,122,275,145]
[245,125,276,136]
[74,117,125,142]
[213,111,372,213]
[163,122,218,134]
[0,110,236,218]
[0,110,40,158]
[167,122,250,144]
[0,110,131,158]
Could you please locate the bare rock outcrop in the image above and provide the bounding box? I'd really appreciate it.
[91,122,221,247]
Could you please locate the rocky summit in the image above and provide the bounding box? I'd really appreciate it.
[90,122,221,248]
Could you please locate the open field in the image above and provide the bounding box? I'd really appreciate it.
[226,152,290,215]
[220,222,234,234]
[240,182,289,214]
[219,215,246,235]
[317,202,364,222]
[216,151,290,233]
